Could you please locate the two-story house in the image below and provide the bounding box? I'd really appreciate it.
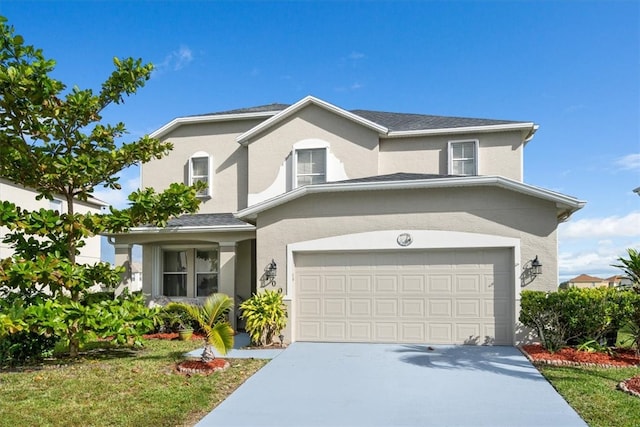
[110,96,585,345]
[0,178,104,264]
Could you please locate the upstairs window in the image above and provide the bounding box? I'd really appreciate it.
[296,148,326,187]
[189,152,212,197]
[448,140,478,176]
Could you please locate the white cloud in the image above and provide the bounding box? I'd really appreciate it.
[93,174,140,210]
[350,82,364,90]
[616,153,640,170]
[153,45,194,76]
[348,51,365,60]
[559,211,640,239]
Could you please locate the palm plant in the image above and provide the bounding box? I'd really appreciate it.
[184,293,234,362]
[613,248,640,289]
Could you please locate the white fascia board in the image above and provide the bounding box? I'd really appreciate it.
[116,224,256,235]
[150,111,280,139]
[385,122,537,139]
[235,175,586,220]
[236,96,389,145]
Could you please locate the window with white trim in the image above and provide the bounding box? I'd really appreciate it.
[161,247,219,298]
[50,199,63,213]
[196,249,219,297]
[295,148,326,187]
[163,250,188,297]
[189,153,212,197]
[448,140,478,175]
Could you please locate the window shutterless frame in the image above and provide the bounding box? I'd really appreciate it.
[188,151,213,197]
[294,148,327,187]
[448,139,479,176]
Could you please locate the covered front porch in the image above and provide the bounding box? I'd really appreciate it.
[107,214,257,330]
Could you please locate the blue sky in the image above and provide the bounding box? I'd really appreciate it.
[1,1,638,282]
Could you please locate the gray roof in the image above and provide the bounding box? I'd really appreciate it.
[189,103,527,132]
[334,173,460,184]
[166,213,251,227]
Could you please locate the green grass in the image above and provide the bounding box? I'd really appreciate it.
[539,364,640,427]
[0,339,267,427]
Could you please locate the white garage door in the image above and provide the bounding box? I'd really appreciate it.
[294,248,513,345]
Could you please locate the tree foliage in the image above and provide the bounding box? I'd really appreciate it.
[613,248,640,289]
[0,16,201,358]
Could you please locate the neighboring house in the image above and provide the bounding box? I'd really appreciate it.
[109,95,585,345]
[0,178,104,265]
[606,275,633,288]
[566,274,608,289]
[130,261,143,292]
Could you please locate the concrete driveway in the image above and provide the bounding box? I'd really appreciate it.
[196,342,586,427]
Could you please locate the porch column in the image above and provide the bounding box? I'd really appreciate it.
[219,242,237,329]
[113,243,132,297]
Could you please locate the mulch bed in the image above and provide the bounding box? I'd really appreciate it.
[176,359,230,375]
[520,344,640,398]
[143,332,205,341]
[521,344,640,368]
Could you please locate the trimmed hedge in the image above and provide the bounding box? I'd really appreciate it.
[520,287,637,352]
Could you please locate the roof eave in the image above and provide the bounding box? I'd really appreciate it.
[236,176,586,221]
[150,111,280,139]
[105,224,256,236]
[385,122,538,139]
[236,96,389,145]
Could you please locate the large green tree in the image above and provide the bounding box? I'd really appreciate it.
[0,16,201,356]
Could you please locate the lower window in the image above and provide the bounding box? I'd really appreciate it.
[162,248,219,297]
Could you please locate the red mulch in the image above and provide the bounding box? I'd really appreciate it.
[521,344,640,367]
[521,344,640,398]
[143,332,205,340]
[176,359,229,375]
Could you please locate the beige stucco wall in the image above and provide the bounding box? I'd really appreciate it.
[142,119,263,213]
[254,186,559,295]
[379,131,524,180]
[246,104,380,196]
[0,180,102,264]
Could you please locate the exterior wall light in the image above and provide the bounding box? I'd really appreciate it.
[531,255,542,276]
[263,259,277,287]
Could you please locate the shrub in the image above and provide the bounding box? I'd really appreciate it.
[520,288,636,352]
[0,331,58,367]
[157,303,197,332]
[239,289,287,346]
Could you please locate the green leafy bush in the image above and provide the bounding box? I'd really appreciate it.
[0,331,58,367]
[239,289,287,346]
[520,288,636,352]
[156,303,197,332]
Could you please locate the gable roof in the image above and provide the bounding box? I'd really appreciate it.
[236,96,389,145]
[235,174,585,222]
[151,95,538,142]
[568,274,605,282]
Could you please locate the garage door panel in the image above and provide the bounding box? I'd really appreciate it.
[429,323,453,343]
[348,322,371,340]
[455,275,482,293]
[428,299,452,317]
[401,299,425,317]
[401,275,425,292]
[375,323,398,341]
[455,324,481,343]
[298,275,322,293]
[401,323,425,342]
[428,275,452,293]
[299,299,321,317]
[324,322,347,340]
[374,299,398,317]
[325,275,347,293]
[455,299,481,317]
[349,299,372,316]
[375,275,398,292]
[295,249,513,345]
[324,298,346,317]
[349,276,372,293]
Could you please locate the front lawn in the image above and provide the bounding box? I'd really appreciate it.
[0,338,266,427]
[539,365,640,427]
